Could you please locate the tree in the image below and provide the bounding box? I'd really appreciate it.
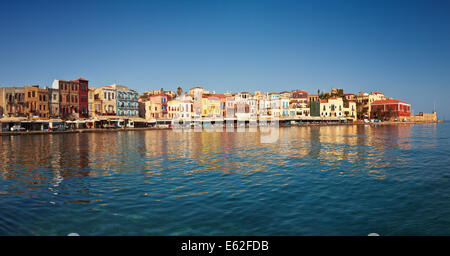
[319,91,331,100]
[139,94,149,101]
[373,108,382,120]
[357,111,363,120]
[343,98,349,108]
[384,106,393,120]
[177,86,183,96]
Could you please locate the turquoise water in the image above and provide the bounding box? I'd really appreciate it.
[0,123,449,235]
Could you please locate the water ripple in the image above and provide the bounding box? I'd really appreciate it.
[0,123,449,235]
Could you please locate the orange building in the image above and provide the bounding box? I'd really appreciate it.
[24,85,49,118]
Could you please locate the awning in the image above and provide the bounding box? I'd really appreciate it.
[129,117,146,122]
[324,117,340,121]
[298,116,321,121]
[0,117,27,122]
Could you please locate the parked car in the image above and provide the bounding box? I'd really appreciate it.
[363,119,370,124]
[10,125,25,131]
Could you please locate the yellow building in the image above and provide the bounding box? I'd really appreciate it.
[144,99,170,120]
[201,97,209,117]
[201,96,221,118]
[94,86,116,115]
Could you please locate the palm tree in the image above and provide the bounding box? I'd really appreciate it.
[177,86,183,96]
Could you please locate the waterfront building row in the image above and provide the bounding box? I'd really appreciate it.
[138,87,411,122]
[1,81,412,122]
[0,79,139,120]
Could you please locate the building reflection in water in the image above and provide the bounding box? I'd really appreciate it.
[0,124,428,201]
[0,133,92,200]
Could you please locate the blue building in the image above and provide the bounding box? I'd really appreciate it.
[114,84,139,116]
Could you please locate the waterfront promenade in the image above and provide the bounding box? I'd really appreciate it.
[0,119,443,136]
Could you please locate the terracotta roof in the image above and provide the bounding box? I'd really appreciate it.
[309,94,319,97]
[207,95,222,99]
[371,99,409,105]
[73,78,88,81]
[320,99,328,103]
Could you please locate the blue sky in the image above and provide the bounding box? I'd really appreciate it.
[1,0,449,118]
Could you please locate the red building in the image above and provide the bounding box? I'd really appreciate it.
[74,78,89,119]
[371,99,411,120]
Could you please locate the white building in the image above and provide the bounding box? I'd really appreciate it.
[320,97,344,118]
